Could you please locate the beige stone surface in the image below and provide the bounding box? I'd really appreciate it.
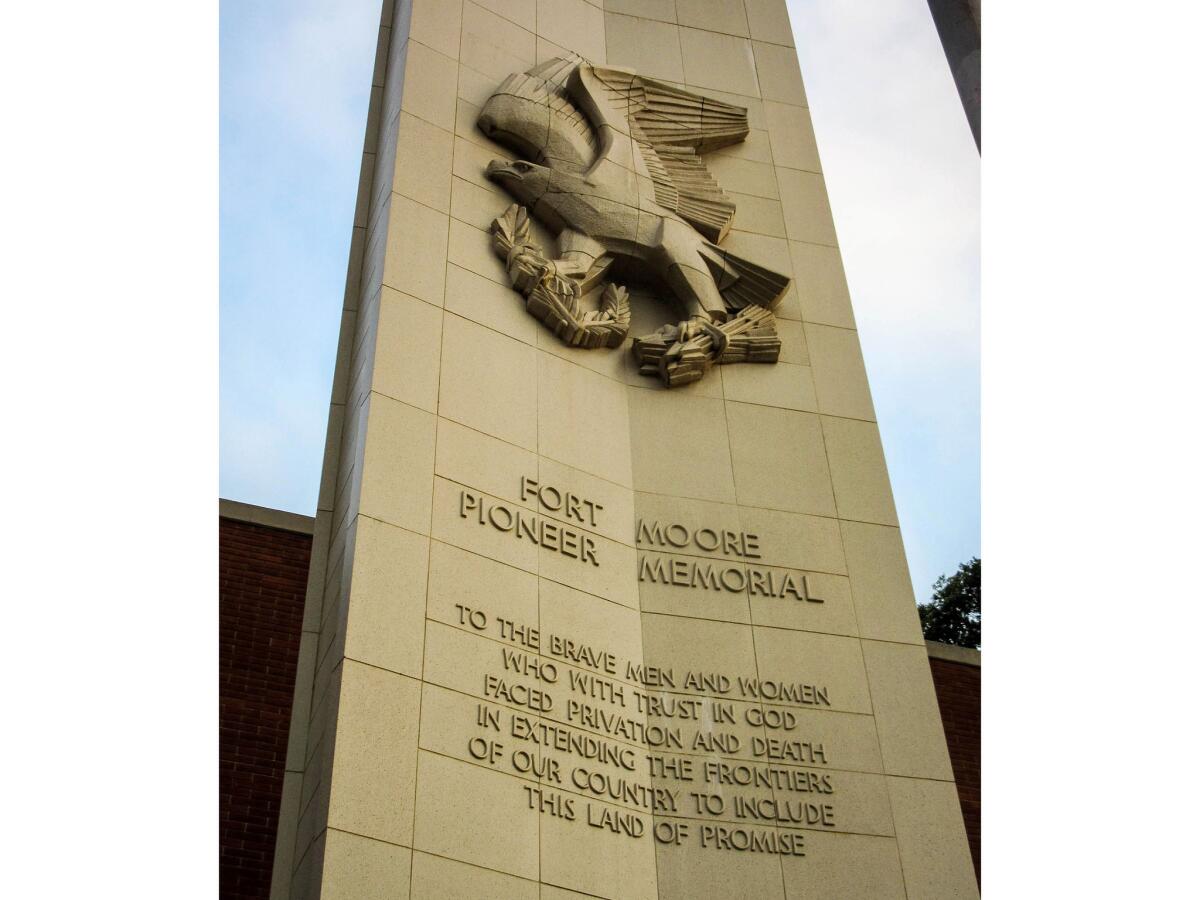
[413,751,540,881]
[392,112,454,213]
[721,360,817,413]
[437,313,538,450]
[540,794,658,899]
[654,831,786,899]
[736,505,846,574]
[753,40,807,106]
[538,352,633,488]
[628,389,736,503]
[725,403,835,516]
[744,0,794,47]
[461,1,536,82]
[410,0,462,59]
[319,829,411,900]
[410,850,539,899]
[636,550,752,624]
[764,100,820,173]
[752,627,873,714]
[537,0,606,59]
[604,13,685,83]
[777,169,838,246]
[821,416,899,526]
[537,455,635,546]
[861,641,955,780]
[382,193,449,307]
[747,569,858,638]
[357,394,437,535]
[840,521,925,645]
[785,240,856,328]
[430,476,539,573]
[805,323,875,421]
[445,262,539,344]
[326,661,421,846]
[676,0,749,36]
[540,578,645,667]
[401,40,459,131]
[541,528,639,608]
[678,27,759,96]
[343,516,429,678]
[887,777,980,900]
[425,539,539,630]
[640,613,757,683]
[435,416,537,508]
[780,831,905,899]
[372,288,442,413]
[472,0,536,32]
[604,0,675,23]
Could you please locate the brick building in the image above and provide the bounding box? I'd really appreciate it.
[218,499,981,897]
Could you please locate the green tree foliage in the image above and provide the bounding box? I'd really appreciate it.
[919,557,980,648]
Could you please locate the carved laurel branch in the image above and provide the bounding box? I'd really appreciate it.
[631,305,782,388]
[490,204,630,350]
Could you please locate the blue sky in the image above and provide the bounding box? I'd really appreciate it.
[220,0,979,603]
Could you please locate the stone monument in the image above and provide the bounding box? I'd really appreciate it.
[270,2,978,898]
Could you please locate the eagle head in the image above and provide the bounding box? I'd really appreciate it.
[485,158,551,207]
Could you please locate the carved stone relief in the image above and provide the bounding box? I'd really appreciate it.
[479,58,790,387]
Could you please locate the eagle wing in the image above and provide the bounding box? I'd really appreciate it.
[567,64,749,242]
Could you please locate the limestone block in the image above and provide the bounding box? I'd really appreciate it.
[446,261,539,344]
[319,829,411,900]
[728,192,787,238]
[470,0,535,33]
[401,40,459,131]
[776,168,838,246]
[736,505,846,574]
[382,193,449,307]
[356,393,437,534]
[604,0,675,24]
[840,521,925,645]
[640,613,758,686]
[861,641,955,780]
[413,751,540,880]
[775,318,810,365]
[540,793,658,899]
[437,313,538,450]
[538,352,634,488]
[461,1,536,82]
[604,13,685,83]
[392,112,454,213]
[747,569,858,638]
[764,100,820,173]
[326,661,421,845]
[821,416,899,527]
[425,539,539,631]
[372,288,442,413]
[410,851,539,899]
[721,360,817,412]
[805,323,875,421]
[430,476,539,573]
[409,0,462,60]
[744,0,795,47]
[537,455,636,547]
[539,578,646,669]
[786,240,856,329]
[751,628,873,714]
[435,416,538,508]
[654,831,786,900]
[887,777,980,900]
[628,389,736,503]
[752,40,807,106]
[725,403,834,516]
[678,27,759,96]
[676,0,750,38]
[779,832,905,899]
[343,516,429,678]
[536,0,606,60]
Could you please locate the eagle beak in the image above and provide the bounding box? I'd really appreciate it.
[486,159,520,182]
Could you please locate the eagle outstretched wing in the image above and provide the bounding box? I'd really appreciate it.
[503,57,749,242]
[568,63,749,242]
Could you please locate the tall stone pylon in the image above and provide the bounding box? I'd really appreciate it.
[270,2,978,897]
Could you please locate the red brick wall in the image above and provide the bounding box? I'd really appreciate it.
[929,655,982,883]
[219,516,312,900]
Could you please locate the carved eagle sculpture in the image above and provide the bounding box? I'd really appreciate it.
[477,57,791,387]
